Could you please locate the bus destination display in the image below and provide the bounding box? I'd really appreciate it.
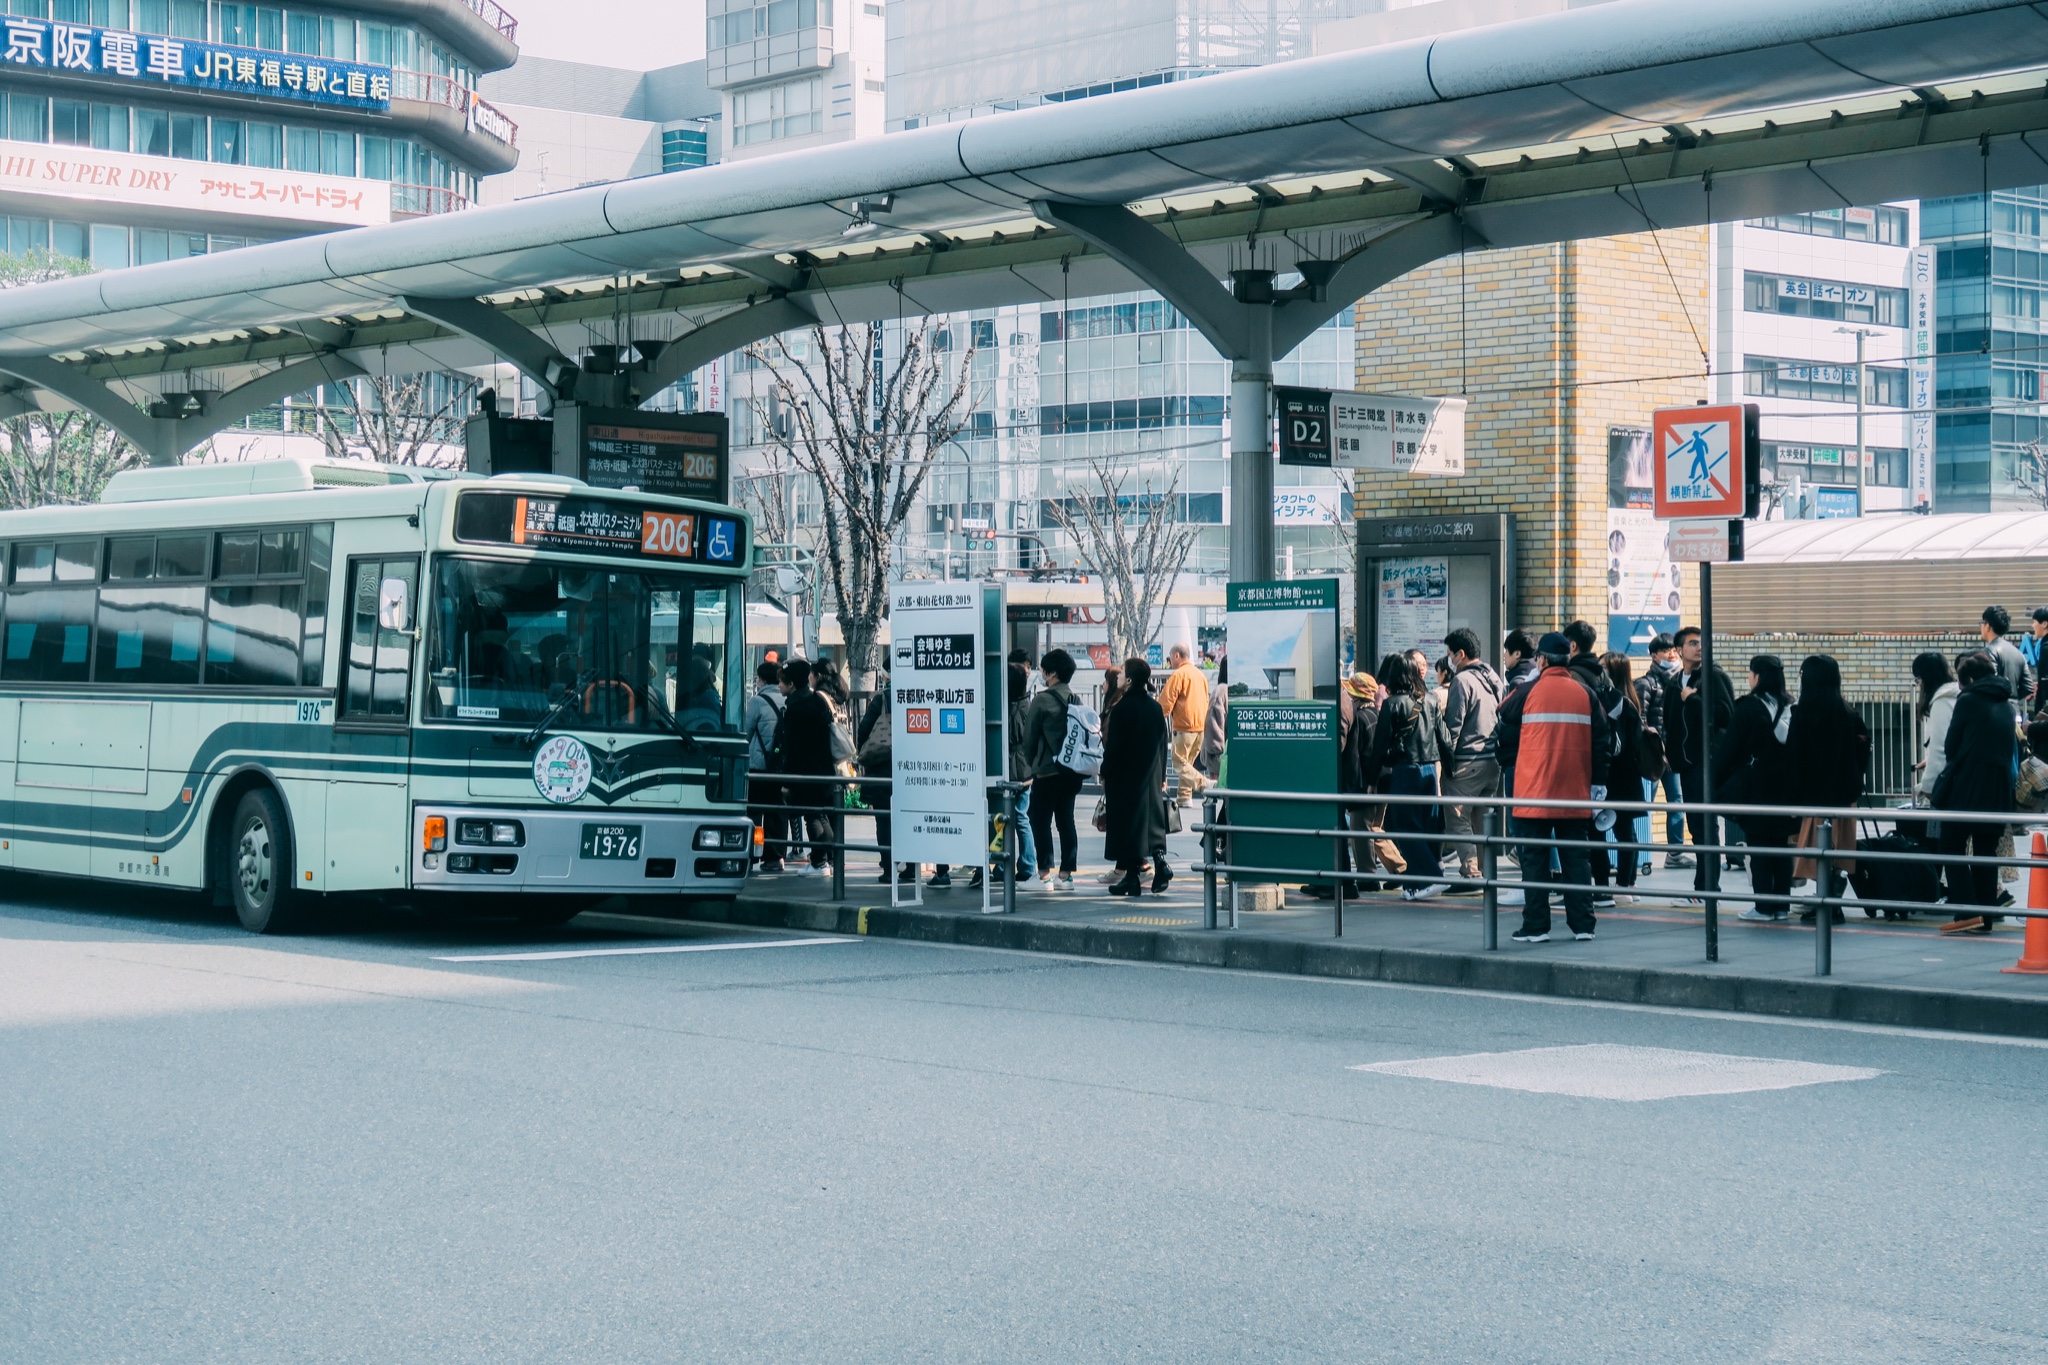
[455,491,745,567]
[577,408,728,501]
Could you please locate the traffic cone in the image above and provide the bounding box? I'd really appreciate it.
[2001,831,2048,974]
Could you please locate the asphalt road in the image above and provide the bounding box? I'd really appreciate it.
[3,882,2044,1363]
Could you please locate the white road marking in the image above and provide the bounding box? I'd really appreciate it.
[433,937,855,963]
[1351,1043,1883,1101]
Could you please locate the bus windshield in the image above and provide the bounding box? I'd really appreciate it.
[425,556,740,734]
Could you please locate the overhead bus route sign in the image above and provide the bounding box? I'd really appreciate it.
[1651,403,1759,520]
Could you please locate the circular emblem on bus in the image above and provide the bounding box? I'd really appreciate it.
[533,735,593,804]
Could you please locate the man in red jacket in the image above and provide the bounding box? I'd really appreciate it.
[1495,632,1612,942]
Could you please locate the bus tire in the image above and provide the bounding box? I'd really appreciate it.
[228,788,305,934]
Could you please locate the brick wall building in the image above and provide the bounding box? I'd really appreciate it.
[1352,229,1710,642]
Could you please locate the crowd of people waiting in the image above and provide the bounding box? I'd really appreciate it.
[740,603,2048,939]
[1314,605,2048,942]
[743,643,1223,898]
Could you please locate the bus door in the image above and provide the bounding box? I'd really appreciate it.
[327,555,418,891]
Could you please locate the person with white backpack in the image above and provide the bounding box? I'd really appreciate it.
[1020,648,1092,890]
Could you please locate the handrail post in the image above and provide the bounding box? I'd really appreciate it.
[830,782,846,902]
[1481,803,1499,951]
[1000,782,1018,916]
[1333,815,1344,938]
[1202,793,1219,931]
[1814,819,1833,976]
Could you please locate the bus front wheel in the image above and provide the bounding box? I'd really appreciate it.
[229,788,305,934]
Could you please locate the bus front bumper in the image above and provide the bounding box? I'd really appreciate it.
[411,806,752,893]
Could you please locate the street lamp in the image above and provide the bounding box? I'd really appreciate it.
[1836,325,1881,514]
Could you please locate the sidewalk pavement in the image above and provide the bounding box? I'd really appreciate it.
[704,814,2048,1038]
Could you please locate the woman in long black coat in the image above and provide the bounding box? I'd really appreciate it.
[1715,654,1795,920]
[1936,650,2016,931]
[1102,656,1171,896]
[1784,654,1869,923]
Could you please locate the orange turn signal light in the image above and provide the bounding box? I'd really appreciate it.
[423,816,447,852]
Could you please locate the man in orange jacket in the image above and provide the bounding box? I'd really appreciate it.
[1156,643,1211,804]
[1495,632,1612,942]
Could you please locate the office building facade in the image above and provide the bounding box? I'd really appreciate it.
[0,0,521,271]
[1921,187,2048,511]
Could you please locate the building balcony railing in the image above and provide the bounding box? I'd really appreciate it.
[464,0,519,41]
[392,183,470,216]
[389,70,518,149]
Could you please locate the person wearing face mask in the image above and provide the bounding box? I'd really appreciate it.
[1661,625,1735,895]
[1639,633,1685,871]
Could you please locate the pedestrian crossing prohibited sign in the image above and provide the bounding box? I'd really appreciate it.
[1651,403,1759,520]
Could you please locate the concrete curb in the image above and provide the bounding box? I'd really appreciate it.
[683,894,2048,1039]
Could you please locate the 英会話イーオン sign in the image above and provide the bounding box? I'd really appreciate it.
[1651,404,1757,521]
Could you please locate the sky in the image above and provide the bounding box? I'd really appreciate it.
[512,0,706,71]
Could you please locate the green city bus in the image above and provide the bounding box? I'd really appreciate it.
[0,458,754,932]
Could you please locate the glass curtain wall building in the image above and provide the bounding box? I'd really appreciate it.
[716,0,1369,588]
[1922,187,2048,510]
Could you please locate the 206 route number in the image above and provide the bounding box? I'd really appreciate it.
[640,510,695,558]
[580,823,642,859]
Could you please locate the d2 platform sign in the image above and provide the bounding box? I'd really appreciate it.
[1651,404,1760,521]
[1276,387,1332,468]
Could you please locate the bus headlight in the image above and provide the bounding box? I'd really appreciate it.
[695,827,750,850]
[695,828,724,850]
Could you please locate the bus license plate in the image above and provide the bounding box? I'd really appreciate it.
[580,824,642,859]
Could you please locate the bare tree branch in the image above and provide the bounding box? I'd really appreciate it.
[313,373,474,466]
[743,321,976,678]
[0,250,145,507]
[1048,455,1199,661]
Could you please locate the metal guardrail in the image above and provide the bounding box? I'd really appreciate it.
[1192,787,2042,978]
[744,774,1032,913]
[1850,690,1919,802]
[740,774,2040,979]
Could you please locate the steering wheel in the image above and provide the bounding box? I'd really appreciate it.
[581,679,637,724]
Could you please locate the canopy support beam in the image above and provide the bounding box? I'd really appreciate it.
[1031,199,1465,579]
[0,351,365,465]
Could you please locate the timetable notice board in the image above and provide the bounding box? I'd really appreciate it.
[1225,701,1337,885]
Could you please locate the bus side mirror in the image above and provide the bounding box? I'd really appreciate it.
[378,577,412,632]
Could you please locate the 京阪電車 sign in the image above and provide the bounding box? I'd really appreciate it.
[0,18,392,112]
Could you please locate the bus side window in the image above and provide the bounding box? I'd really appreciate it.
[340,556,417,723]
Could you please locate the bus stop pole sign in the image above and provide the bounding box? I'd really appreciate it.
[888,583,988,877]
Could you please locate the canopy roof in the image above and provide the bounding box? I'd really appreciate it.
[0,0,2045,444]
[1742,513,2048,563]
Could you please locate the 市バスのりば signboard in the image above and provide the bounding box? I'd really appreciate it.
[889,582,987,867]
[1651,403,1759,520]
